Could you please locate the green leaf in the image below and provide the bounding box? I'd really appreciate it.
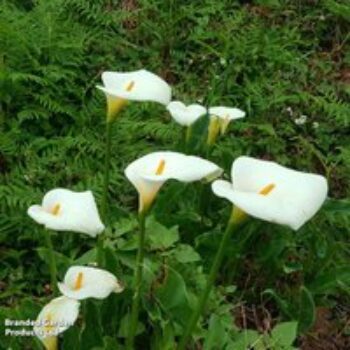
[118,313,145,338]
[324,0,350,21]
[323,198,350,213]
[146,216,179,250]
[203,314,228,350]
[90,336,122,350]
[187,113,210,151]
[150,321,176,350]
[298,286,315,332]
[0,283,26,300]
[271,321,298,347]
[102,336,122,349]
[79,301,103,350]
[314,236,328,259]
[17,298,42,319]
[117,235,139,251]
[262,289,293,318]
[154,267,192,325]
[36,247,72,278]
[113,216,138,237]
[231,330,261,350]
[172,244,201,263]
[62,325,81,350]
[254,123,277,136]
[104,245,121,275]
[308,267,350,294]
[74,248,96,265]
[258,234,289,262]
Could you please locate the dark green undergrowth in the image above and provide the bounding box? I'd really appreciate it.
[0,0,349,349]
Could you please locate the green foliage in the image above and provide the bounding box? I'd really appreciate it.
[1,0,349,349]
[231,321,298,350]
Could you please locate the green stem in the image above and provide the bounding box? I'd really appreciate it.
[185,126,192,144]
[126,212,147,350]
[205,141,213,159]
[102,120,113,220]
[98,121,113,266]
[180,127,186,152]
[198,183,211,223]
[43,229,57,294]
[185,125,193,154]
[177,213,238,350]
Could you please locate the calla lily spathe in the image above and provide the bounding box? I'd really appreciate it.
[27,189,105,237]
[58,266,124,300]
[34,296,80,350]
[167,101,206,126]
[96,69,172,121]
[211,156,328,230]
[207,106,245,144]
[125,151,222,213]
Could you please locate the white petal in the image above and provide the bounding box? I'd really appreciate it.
[34,296,80,340]
[98,69,171,105]
[212,181,306,230]
[211,180,233,198]
[125,156,166,212]
[126,151,221,184]
[209,106,245,121]
[231,156,327,197]
[167,101,206,126]
[58,266,123,300]
[212,157,328,230]
[28,205,54,225]
[27,189,105,237]
[125,152,221,212]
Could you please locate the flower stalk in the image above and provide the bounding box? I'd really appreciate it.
[98,120,113,266]
[101,120,113,219]
[207,116,221,146]
[43,229,58,294]
[126,211,147,350]
[43,337,58,350]
[185,125,192,144]
[177,208,239,350]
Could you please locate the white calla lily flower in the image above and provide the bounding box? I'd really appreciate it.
[34,296,80,350]
[212,156,328,230]
[96,69,171,121]
[207,106,245,144]
[27,189,105,237]
[125,151,222,213]
[58,266,124,300]
[167,101,207,126]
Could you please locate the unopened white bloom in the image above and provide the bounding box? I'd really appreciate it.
[34,296,80,350]
[58,266,124,300]
[167,101,206,126]
[125,151,222,213]
[207,106,245,144]
[212,156,328,230]
[96,69,171,121]
[209,106,245,133]
[27,189,105,237]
